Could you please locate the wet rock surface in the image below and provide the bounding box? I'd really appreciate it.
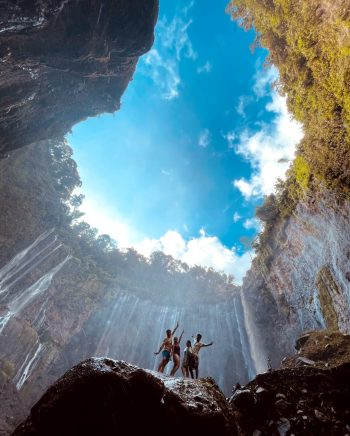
[230,331,350,435]
[0,0,158,153]
[284,330,350,370]
[230,364,350,435]
[12,358,235,436]
[11,332,350,435]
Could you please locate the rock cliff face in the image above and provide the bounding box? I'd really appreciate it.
[242,190,350,368]
[0,0,158,154]
[0,228,254,434]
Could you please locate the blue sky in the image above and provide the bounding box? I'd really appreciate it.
[68,0,303,283]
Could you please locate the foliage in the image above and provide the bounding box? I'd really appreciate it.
[0,140,238,306]
[228,0,350,191]
[227,0,350,254]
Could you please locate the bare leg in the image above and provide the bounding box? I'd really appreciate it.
[170,354,180,376]
[158,357,167,373]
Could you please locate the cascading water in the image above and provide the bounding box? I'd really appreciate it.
[240,289,267,374]
[0,231,260,411]
[0,230,71,393]
[0,256,70,334]
[14,342,44,391]
[86,291,256,393]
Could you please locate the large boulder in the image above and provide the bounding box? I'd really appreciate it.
[12,358,235,436]
[0,0,158,154]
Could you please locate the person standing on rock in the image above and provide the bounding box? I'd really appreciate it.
[154,321,179,373]
[170,330,184,376]
[181,339,193,377]
[189,333,213,379]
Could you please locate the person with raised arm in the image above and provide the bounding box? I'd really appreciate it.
[170,329,184,376]
[189,333,213,379]
[154,321,179,373]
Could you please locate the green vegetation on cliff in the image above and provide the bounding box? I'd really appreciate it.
[228,0,350,253]
[0,141,238,307]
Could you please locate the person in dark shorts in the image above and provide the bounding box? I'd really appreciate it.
[170,330,184,376]
[154,321,179,373]
[181,340,192,377]
[189,333,213,379]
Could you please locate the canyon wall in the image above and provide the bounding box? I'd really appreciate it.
[242,192,350,368]
[231,0,350,368]
[0,227,255,434]
[0,0,158,154]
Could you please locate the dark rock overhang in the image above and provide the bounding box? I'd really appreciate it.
[0,0,159,154]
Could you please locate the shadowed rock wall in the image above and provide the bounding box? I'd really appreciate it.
[0,0,158,154]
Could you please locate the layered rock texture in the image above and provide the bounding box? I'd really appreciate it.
[0,0,158,153]
[242,191,350,370]
[230,331,350,435]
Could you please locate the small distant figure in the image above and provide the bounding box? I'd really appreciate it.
[189,333,213,379]
[181,340,193,377]
[170,330,184,376]
[267,356,272,372]
[154,321,179,373]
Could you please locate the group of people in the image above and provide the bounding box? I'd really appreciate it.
[154,321,213,379]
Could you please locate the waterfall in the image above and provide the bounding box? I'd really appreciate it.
[89,291,255,393]
[0,229,55,295]
[0,256,70,333]
[240,288,267,374]
[14,342,44,390]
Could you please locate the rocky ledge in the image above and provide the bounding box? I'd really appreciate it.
[0,0,158,154]
[12,332,350,435]
[12,358,234,436]
[230,331,350,435]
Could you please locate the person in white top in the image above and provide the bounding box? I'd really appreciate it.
[189,333,213,379]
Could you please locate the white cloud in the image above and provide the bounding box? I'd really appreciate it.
[197,61,212,74]
[253,65,279,97]
[78,197,252,284]
[134,229,252,284]
[198,128,211,148]
[236,95,251,118]
[141,9,196,100]
[143,49,180,100]
[243,217,262,231]
[232,69,304,199]
[78,196,140,248]
[233,212,242,222]
[223,130,236,148]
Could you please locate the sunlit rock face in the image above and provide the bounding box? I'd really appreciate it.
[242,191,350,367]
[0,0,158,154]
[0,231,255,434]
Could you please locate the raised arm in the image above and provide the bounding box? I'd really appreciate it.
[172,321,179,336]
[179,330,184,343]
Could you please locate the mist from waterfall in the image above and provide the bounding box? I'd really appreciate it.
[0,231,263,400]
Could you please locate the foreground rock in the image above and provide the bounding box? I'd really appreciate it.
[0,0,158,153]
[284,330,350,370]
[13,358,235,436]
[230,331,350,435]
